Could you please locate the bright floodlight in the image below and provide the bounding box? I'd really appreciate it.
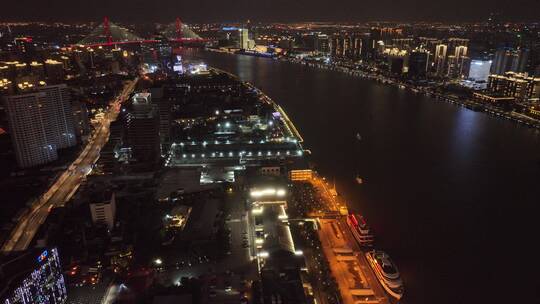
[258,251,269,258]
[154,258,163,265]
[294,250,303,256]
[251,188,286,198]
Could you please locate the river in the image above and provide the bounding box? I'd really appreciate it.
[180,49,540,304]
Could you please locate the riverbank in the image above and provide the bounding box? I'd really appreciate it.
[283,57,540,130]
[180,48,540,304]
[207,47,540,130]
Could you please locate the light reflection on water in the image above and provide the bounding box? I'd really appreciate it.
[181,49,540,304]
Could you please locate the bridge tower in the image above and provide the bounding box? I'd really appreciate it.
[103,16,113,45]
[175,17,183,41]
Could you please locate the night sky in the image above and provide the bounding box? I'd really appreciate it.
[2,0,539,23]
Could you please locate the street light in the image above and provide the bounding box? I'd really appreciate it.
[154,258,163,265]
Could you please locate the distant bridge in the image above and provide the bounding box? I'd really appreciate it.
[76,17,207,48]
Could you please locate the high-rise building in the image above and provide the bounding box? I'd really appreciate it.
[314,34,330,54]
[3,84,76,168]
[468,60,492,82]
[447,38,469,53]
[343,37,351,57]
[150,86,171,151]
[384,48,407,75]
[419,37,441,53]
[0,248,67,304]
[239,28,250,50]
[392,38,414,50]
[447,45,470,78]
[434,44,448,76]
[71,98,90,140]
[0,64,9,79]
[408,50,430,78]
[39,84,77,149]
[3,92,58,168]
[126,93,160,164]
[353,37,362,58]
[329,36,361,59]
[389,56,405,75]
[44,59,65,83]
[29,61,45,80]
[14,62,27,78]
[491,48,529,75]
[455,45,468,58]
[333,37,343,57]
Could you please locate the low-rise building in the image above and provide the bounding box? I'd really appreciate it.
[90,192,116,230]
[486,72,540,102]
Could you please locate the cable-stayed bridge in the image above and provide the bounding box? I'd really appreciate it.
[77,17,206,47]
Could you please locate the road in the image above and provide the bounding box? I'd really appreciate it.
[307,176,391,304]
[336,218,391,304]
[1,79,137,254]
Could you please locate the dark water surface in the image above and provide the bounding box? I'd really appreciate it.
[181,49,540,304]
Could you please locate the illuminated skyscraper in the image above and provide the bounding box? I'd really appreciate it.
[3,92,58,168]
[454,45,468,59]
[239,28,249,50]
[0,248,67,304]
[434,44,448,75]
[447,45,470,78]
[353,37,362,58]
[468,60,492,82]
[3,84,76,168]
[314,34,330,54]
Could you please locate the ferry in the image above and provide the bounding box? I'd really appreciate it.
[365,250,404,299]
[346,214,374,247]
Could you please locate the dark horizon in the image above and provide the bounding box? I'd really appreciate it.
[1,0,539,24]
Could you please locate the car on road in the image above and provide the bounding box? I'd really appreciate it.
[224,281,232,292]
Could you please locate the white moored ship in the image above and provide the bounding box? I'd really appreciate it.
[346,214,374,247]
[365,250,404,299]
